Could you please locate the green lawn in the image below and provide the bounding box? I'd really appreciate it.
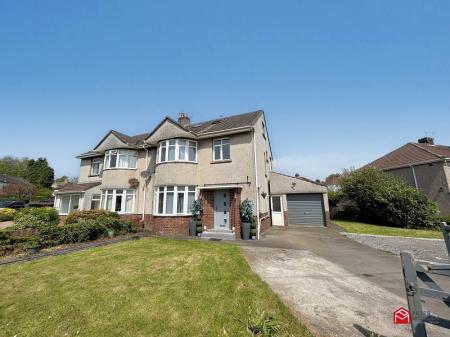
[334,219,442,239]
[0,238,312,337]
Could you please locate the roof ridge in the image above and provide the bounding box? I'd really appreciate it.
[410,142,444,159]
[190,110,263,126]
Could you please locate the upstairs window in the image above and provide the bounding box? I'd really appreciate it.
[213,138,230,161]
[157,139,197,163]
[90,158,103,176]
[104,150,137,169]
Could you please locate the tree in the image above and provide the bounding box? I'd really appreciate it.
[1,181,37,199]
[0,156,29,178]
[26,158,54,188]
[339,167,438,228]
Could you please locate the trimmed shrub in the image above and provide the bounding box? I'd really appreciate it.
[65,209,119,224]
[0,208,16,221]
[250,228,257,236]
[57,221,108,243]
[339,167,438,229]
[14,207,59,229]
[196,226,203,233]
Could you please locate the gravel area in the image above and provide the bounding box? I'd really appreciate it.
[0,221,13,229]
[344,233,449,262]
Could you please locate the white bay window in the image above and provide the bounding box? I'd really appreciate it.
[55,194,81,215]
[157,139,197,163]
[154,186,196,215]
[101,189,135,213]
[104,150,137,169]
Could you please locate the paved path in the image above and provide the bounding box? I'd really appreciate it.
[239,225,450,337]
[0,221,13,229]
[344,233,448,263]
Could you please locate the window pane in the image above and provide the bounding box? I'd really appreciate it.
[189,146,196,161]
[168,145,176,160]
[214,146,221,160]
[91,194,101,209]
[178,144,186,160]
[61,195,70,214]
[71,195,80,212]
[189,141,196,147]
[129,154,137,168]
[177,193,184,213]
[188,192,195,212]
[166,186,174,191]
[213,140,221,146]
[165,192,174,214]
[125,194,133,212]
[272,197,281,212]
[118,153,127,168]
[222,143,230,160]
[160,146,166,162]
[115,195,122,212]
[110,153,117,168]
[158,192,164,213]
[222,139,230,144]
[188,186,195,191]
[106,195,113,211]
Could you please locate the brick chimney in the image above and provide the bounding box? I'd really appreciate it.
[178,112,190,126]
[418,137,434,145]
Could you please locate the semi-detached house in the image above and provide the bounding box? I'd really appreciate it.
[54,111,330,239]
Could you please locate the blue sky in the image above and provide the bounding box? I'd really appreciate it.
[1,1,449,180]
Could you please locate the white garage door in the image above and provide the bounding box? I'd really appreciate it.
[286,194,325,226]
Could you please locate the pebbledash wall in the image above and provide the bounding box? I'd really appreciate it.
[72,113,273,239]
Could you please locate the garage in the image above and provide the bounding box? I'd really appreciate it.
[269,172,330,228]
[286,193,325,226]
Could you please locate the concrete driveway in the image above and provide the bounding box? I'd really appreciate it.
[239,225,449,337]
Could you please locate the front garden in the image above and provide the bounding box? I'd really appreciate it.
[0,238,312,337]
[0,208,138,257]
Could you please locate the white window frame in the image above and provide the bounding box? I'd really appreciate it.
[156,139,197,163]
[104,150,137,169]
[91,194,101,209]
[101,189,135,214]
[153,186,196,215]
[213,138,231,161]
[90,157,103,176]
[56,194,81,215]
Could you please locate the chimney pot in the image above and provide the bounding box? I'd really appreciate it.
[178,112,190,126]
[418,137,434,145]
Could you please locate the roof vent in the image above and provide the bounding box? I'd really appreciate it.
[418,137,434,145]
[178,112,190,127]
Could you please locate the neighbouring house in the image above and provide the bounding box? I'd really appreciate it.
[366,137,450,215]
[53,111,330,239]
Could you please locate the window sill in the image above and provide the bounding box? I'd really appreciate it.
[152,214,192,217]
[156,161,198,166]
[102,168,137,171]
[88,174,101,177]
[211,159,232,164]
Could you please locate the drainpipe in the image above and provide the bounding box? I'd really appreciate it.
[142,144,149,221]
[410,165,419,191]
[253,130,261,240]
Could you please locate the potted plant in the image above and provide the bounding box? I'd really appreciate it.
[251,216,257,239]
[190,199,203,236]
[240,199,253,240]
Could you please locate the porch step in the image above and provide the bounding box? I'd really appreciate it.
[200,229,236,241]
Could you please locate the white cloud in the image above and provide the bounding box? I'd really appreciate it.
[273,153,372,181]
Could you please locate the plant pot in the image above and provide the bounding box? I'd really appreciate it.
[108,230,115,238]
[241,222,251,240]
[189,221,197,236]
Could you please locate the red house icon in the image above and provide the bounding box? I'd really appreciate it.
[393,307,411,324]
